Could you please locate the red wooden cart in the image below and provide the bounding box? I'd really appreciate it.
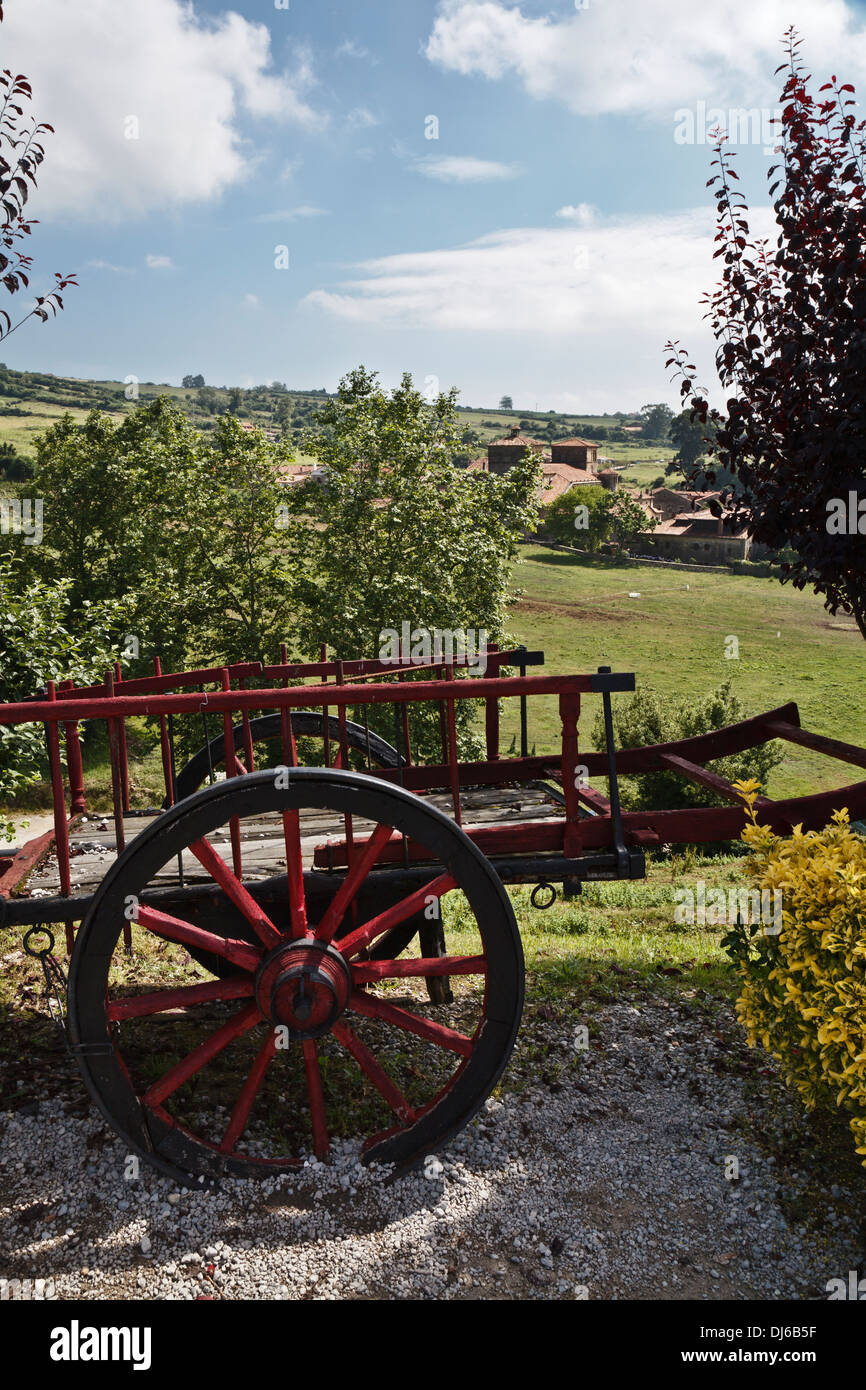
[1,647,864,1185]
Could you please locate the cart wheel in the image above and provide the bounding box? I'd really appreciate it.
[68,769,523,1184]
[166,712,401,806]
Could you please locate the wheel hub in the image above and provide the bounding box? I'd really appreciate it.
[255,938,352,1042]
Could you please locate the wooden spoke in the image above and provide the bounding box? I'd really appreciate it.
[189,837,282,948]
[350,990,473,1057]
[107,977,253,1021]
[220,1028,278,1152]
[315,822,395,944]
[352,954,487,983]
[282,809,308,939]
[302,1039,329,1159]
[331,1019,416,1124]
[336,872,457,961]
[143,1003,262,1108]
[134,904,262,973]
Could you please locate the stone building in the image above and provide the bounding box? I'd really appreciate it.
[484,425,546,475]
[467,425,613,508]
[550,437,599,472]
[639,487,751,562]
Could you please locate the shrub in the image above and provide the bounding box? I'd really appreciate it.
[725,783,866,1163]
[0,557,127,837]
[592,682,784,810]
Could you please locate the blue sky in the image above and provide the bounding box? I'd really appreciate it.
[3,0,866,411]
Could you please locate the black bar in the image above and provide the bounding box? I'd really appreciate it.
[598,664,630,876]
[590,670,636,693]
[518,645,528,758]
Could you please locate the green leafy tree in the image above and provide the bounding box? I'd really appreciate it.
[667,410,711,474]
[639,402,675,441]
[545,484,613,550]
[285,367,540,657]
[0,556,126,831]
[22,400,201,669]
[283,367,540,756]
[21,399,297,670]
[0,440,29,479]
[183,417,296,664]
[273,396,293,431]
[607,489,656,550]
[666,412,737,490]
[499,395,513,411]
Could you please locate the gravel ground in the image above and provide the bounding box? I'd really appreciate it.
[2,992,864,1301]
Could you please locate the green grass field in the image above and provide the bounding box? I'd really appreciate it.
[0,370,661,461]
[501,547,865,799]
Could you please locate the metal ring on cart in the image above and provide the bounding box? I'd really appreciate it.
[530,882,558,910]
[23,925,56,958]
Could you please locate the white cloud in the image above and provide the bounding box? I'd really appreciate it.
[243,294,259,308]
[86,258,135,274]
[336,39,371,60]
[555,204,598,225]
[346,106,380,130]
[304,206,777,404]
[145,254,174,269]
[252,204,328,224]
[425,0,866,117]
[1,0,325,221]
[411,155,521,182]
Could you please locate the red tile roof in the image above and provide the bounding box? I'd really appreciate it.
[488,434,545,449]
[540,462,601,501]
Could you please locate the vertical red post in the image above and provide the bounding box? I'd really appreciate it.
[444,665,462,826]
[279,665,297,769]
[320,660,331,767]
[335,661,357,923]
[437,665,448,765]
[114,661,130,814]
[397,671,412,766]
[104,670,126,858]
[154,657,175,806]
[485,642,500,761]
[560,691,582,858]
[240,677,255,774]
[221,669,243,878]
[45,682,73,950]
[60,679,87,815]
[278,677,306,937]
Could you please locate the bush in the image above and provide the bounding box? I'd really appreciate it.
[0,442,31,479]
[725,785,866,1164]
[728,558,781,578]
[592,682,784,811]
[0,557,127,835]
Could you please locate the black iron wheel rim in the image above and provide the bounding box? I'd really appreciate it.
[167,712,401,808]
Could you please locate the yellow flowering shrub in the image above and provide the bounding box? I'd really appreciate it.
[724,779,866,1162]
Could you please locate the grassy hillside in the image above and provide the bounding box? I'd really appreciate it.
[0,365,331,461]
[0,366,676,475]
[502,546,865,800]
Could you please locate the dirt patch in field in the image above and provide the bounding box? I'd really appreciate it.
[513,598,632,624]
